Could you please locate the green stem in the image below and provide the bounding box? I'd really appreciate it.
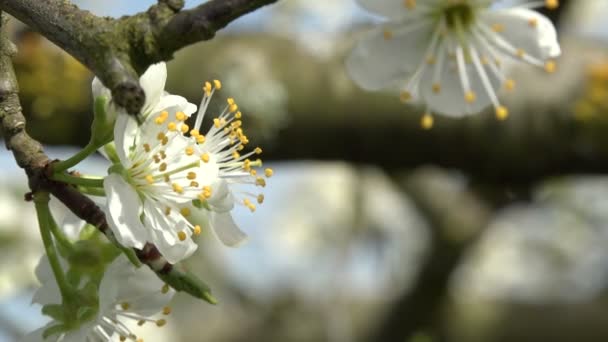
[47,210,74,252]
[52,143,98,173]
[75,186,106,197]
[34,192,73,301]
[51,172,105,188]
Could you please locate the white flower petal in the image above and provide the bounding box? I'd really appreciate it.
[103,174,148,249]
[143,201,197,264]
[480,8,561,60]
[148,225,197,264]
[19,323,53,342]
[346,22,432,91]
[207,179,234,212]
[140,62,167,116]
[209,211,248,247]
[153,94,197,117]
[419,60,500,117]
[356,0,415,20]
[31,257,60,306]
[113,114,139,167]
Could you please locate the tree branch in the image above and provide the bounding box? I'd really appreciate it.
[0,0,278,114]
[370,168,491,341]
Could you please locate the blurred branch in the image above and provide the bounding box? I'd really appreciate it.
[369,168,492,341]
[0,15,212,301]
[0,0,278,114]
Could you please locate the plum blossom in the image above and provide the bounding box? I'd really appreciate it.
[347,0,561,122]
[102,64,271,263]
[23,255,174,342]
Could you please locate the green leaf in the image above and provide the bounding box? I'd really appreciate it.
[42,304,66,321]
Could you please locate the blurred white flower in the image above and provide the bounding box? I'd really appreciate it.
[23,254,174,342]
[347,0,561,119]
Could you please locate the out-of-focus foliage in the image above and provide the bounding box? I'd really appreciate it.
[12,30,92,145]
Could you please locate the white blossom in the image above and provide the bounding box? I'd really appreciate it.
[23,255,174,342]
[102,65,271,263]
[347,0,561,120]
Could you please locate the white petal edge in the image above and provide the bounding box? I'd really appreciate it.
[140,62,167,116]
[103,174,148,249]
[209,211,248,247]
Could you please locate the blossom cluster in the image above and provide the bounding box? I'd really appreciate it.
[26,62,272,341]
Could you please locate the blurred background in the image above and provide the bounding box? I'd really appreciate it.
[3,0,608,341]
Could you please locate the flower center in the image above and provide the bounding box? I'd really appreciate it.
[441,2,475,30]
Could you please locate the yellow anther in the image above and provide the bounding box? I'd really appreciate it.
[143,143,151,152]
[528,18,538,27]
[204,81,212,95]
[172,183,184,194]
[257,194,265,204]
[187,171,197,180]
[176,111,187,121]
[193,225,202,235]
[491,23,504,33]
[504,79,516,91]
[161,136,169,146]
[496,106,509,121]
[120,302,130,310]
[162,284,170,293]
[264,168,273,177]
[159,163,167,172]
[190,129,200,137]
[213,118,221,128]
[420,113,434,130]
[145,175,155,184]
[165,206,171,216]
[232,151,240,159]
[120,336,127,342]
[164,174,170,183]
[383,29,393,40]
[250,169,257,176]
[196,135,206,144]
[545,0,558,10]
[201,153,210,163]
[235,111,242,119]
[465,91,476,103]
[180,207,191,217]
[254,147,263,154]
[432,83,441,94]
[190,181,199,187]
[399,91,412,103]
[545,60,556,73]
[138,320,146,326]
[163,306,172,315]
[227,97,235,105]
[256,177,266,187]
[156,319,167,327]
[516,48,525,58]
[213,79,222,89]
[203,185,212,193]
[181,124,189,134]
[229,103,238,112]
[167,122,177,132]
[157,132,166,141]
[403,0,415,10]
[185,146,194,156]
[177,231,187,242]
[426,56,436,65]
[155,115,167,125]
[160,150,167,159]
